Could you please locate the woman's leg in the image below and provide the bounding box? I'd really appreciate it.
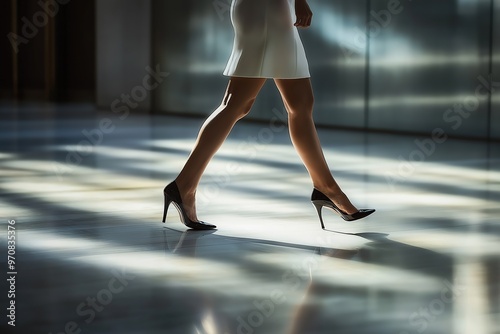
[175,77,267,221]
[273,78,358,214]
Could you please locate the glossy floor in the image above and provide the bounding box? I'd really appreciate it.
[0,103,499,334]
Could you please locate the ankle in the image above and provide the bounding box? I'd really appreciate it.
[313,183,342,196]
[174,178,196,198]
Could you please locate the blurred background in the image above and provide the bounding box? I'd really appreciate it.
[2,0,499,140]
[1,1,499,333]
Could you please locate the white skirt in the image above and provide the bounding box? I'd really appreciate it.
[223,0,310,79]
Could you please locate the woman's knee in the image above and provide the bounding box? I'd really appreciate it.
[287,94,314,117]
[219,77,265,119]
[221,96,256,119]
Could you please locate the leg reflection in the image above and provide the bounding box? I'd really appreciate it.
[163,228,216,256]
[162,228,231,334]
[287,248,359,333]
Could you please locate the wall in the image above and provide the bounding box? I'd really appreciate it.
[2,0,96,102]
[491,0,500,140]
[141,0,498,140]
[96,0,152,110]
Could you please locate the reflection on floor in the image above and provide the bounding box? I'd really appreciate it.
[0,103,499,334]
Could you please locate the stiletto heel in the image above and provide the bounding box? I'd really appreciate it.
[311,188,375,226]
[312,202,325,229]
[162,181,216,230]
[162,196,172,223]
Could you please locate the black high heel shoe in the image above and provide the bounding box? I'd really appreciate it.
[311,188,375,228]
[162,181,216,230]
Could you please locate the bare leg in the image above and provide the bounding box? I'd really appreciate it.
[175,77,267,221]
[274,78,358,214]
